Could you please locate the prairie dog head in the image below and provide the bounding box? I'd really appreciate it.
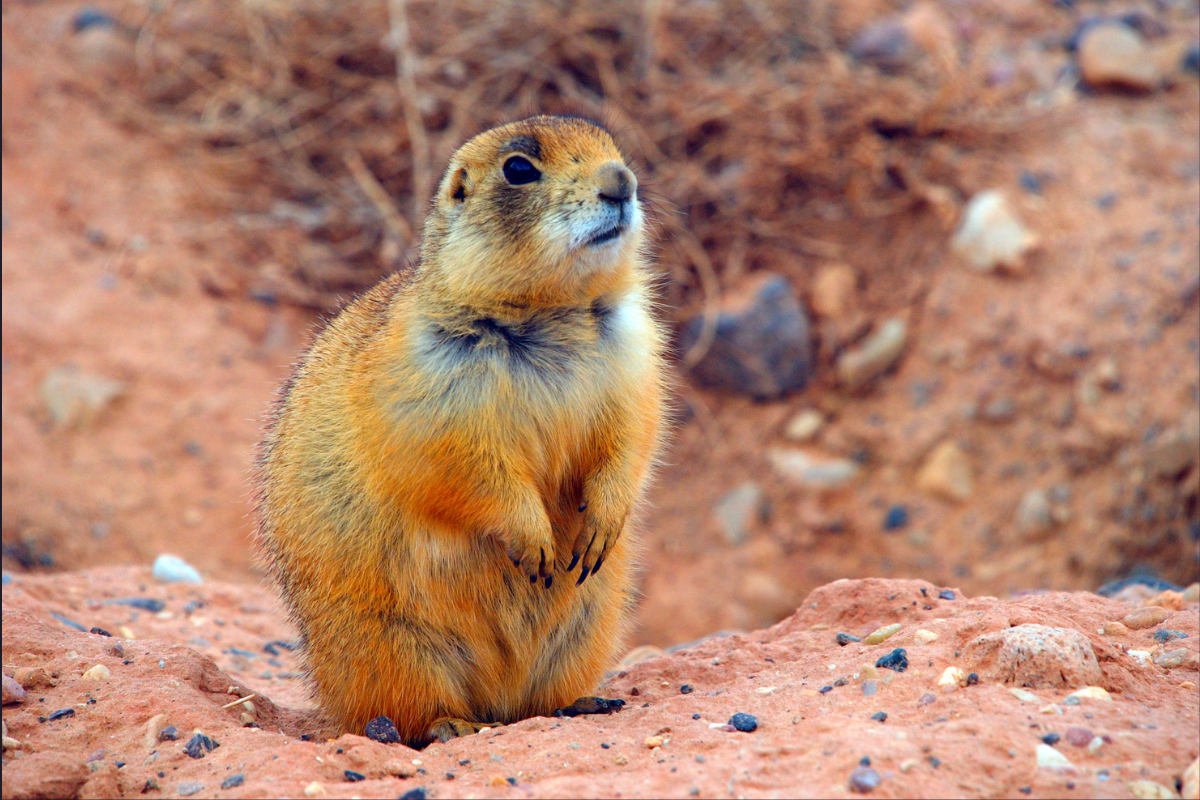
[422,115,643,306]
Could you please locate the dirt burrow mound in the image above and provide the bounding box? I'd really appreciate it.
[3,569,1197,799]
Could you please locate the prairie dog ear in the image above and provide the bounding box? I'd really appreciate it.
[445,166,471,204]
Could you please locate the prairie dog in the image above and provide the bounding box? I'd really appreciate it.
[255,115,666,746]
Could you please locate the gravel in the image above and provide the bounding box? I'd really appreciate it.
[183,733,219,759]
[728,712,758,732]
[1151,630,1187,643]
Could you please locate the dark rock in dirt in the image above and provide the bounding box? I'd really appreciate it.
[728,712,758,732]
[883,505,909,531]
[159,726,179,741]
[1152,629,1187,643]
[46,708,75,721]
[870,711,887,722]
[105,597,166,612]
[837,632,862,646]
[183,732,219,758]
[220,775,245,790]
[875,648,909,672]
[71,8,118,33]
[849,764,882,793]
[364,715,401,744]
[680,273,814,400]
[344,770,366,782]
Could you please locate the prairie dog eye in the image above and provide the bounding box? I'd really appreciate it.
[502,156,541,185]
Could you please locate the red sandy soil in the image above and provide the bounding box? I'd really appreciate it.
[3,571,1199,799]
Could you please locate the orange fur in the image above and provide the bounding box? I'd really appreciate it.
[255,116,666,746]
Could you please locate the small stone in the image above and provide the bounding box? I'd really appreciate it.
[837,633,862,646]
[1181,758,1199,800]
[1016,489,1054,536]
[1123,607,1171,630]
[1128,650,1153,667]
[1128,780,1181,800]
[875,648,908,672]
[1154,649,1187,669]
[1064,726,1092,747]
[1087,736,1105,755]
[938,589,955,600]
[221,775,245,790]
[47,708,76,721]
[917,441,973,501]
[177,782,205,797]
[644,735,665,749]
[1009,688,1039,703]
[680,273,814,400]
[965,625,1102,688]
[1036,744,1074,770]
[1077,23,1160,91]
[951,190,1038,272]
[883,505,909,531]
[914,629,939,645]
[937,667,967,688]
[864,624,902,645]
[304,782,326,798]
[810,264,857,319]
[917,693,936,706]
[614,753,629,766]
[859,665,878,681]
[344,770,366,782]
[837,317,907,391]
[183,733,218,759]
[152,554,202,585]
[159,726,179,741]
[714,482,766,546]
[143,714,168,748]
[966,673,979,686]
[728,713,758,732]
[383,760,416,778]
[365,715,401,743]
[849,765,882,793]
[1186,584,1200,603]
[768,449,860,490]
[1066,686,1112,702]
[1153,630,1187,643]
[871,711,887,722]
[680,684,694,694]
[899,758,918,772]
[862,680,878,696]
[784,409,825,442]
[82,664,110,682]
[40,367,125,429]
[2,675,26,705]
[1042,733,1060,745]
[1148,590,1185,611]
[1101,621,1130,636]
[400,790,427,800]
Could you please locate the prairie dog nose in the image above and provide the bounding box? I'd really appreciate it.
[597,162,636,206]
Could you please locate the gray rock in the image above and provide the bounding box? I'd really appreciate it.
[40,367,124,429]
[714,482,767,546]
[152,554,202,585]
[1016,489,1053,536]
[680,273,814,400]
[767,449,860,490]
[837,318,907,391]
[964,624,1103,689]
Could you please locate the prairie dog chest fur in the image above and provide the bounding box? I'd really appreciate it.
[255,115,667,745]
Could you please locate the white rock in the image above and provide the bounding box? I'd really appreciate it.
[914,629,939,645]
[951,190,1038,272]
[82,664,110,682]
[1067,685,1112,702]
[1009,688,1039,703]
[1128,650,1153,666]
[767,449,860,490]
[1036,744,1074,769]
[784,409,825,442]
[1016,488,1053,536]
[1127,780,1180,800]
[917,441,974,502]
[837,318,908,391]
[152,554,202,585]
[938,666,967,687]
[40,367,125,429]
[713,482,766,545]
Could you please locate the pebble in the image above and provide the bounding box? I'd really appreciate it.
[1153,630,1187,643]
[767,449,860,490]
[1127,780,1181,799]
[883,505,909,531]
[848,765,882,793]
[728,713,758,732]
[862,680,878,696]
[2,675,26,705]
[221,775,245,790]
[951,190,1038,272]
[1016,489,1054,536]
[383,760,416,778]
[875,648,908,672]
[152,554,202,585]
[1036,744,1074,770]
[344,770,366,782]
[1077,23,1160,91]
[82,665,110,682]
[177,782,205,797]
[39,367,125,429]
[810,263,857,319]
[47,708,75,721]
[837,317,908,391]
[680,273,814,400]
[159,726,179,741]
[644,735,665,749]
[680,684,694,694]
[916,441,973,501]
[917,693,936,706]
[1154,649,1187,669]
[965,625,1102,688]
[713,482,766,546]
[1040,704,1062,715]
[871,711,887,722]
[938,667,967,687]
[784,409,825,442]
[1182,758,1199,800]
[837,633,862,646]
[1042,733,1060,745]
[400,789,427,800]
[863,624,902,645]
[1148,590,1185,611]
[938,590,955,600]
[914,629,939,645]
[1101,621,1130,636]
[365,715,401,744]
[183,733,219,759]
[1187,584,1200,603]
[304,782,326,798]
[1067,686,1112,702]
[1064,726,1092,747]
[1123,607,1171,630]
[1009,688,1039,703]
